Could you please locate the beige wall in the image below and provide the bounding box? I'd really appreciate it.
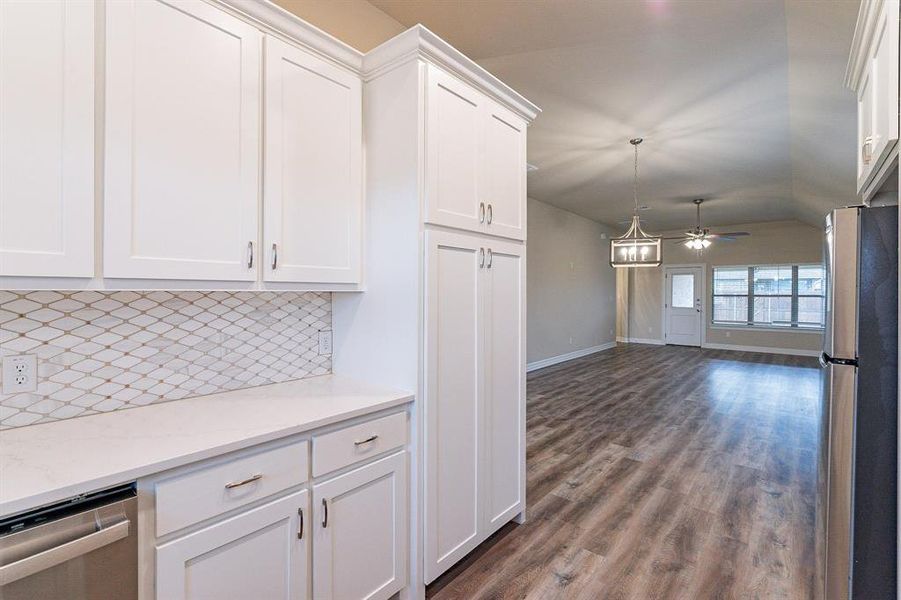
[272,0,405,52]
[527,198,617,365]
[619,220,824,353]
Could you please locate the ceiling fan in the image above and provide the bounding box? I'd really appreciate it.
[663,199,750,249]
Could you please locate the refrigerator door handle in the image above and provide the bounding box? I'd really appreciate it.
[820,352,858,368]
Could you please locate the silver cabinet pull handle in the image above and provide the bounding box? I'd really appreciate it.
[271,243,278,270]
[354,434,378,446]
[297,507,304,539]
[487,203,493,224]
[479,202,486,224]
[487,248,493,269]
[322,498,329,528]
[862,135,874,165]
[0,519,129,586]
[479,248,485,268]
[246,241,254,269]
[225,473,262,489]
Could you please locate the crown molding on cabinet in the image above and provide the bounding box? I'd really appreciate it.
[214,0,364,73]
[845,0,886,90]
[362,24,541,123]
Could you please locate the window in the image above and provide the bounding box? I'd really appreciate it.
[712,264,825,329]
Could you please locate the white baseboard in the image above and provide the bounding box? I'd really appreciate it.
[701,342,820,357]
[615,337,665,346]
[527,341,617,372]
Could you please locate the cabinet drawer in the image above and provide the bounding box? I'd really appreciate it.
[155,440,308,537]
[312,412,407,477]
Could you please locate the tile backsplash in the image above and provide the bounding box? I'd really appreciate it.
[0,291,331,429]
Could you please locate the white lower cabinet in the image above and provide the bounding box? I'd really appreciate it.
[156,489,309,600]
[147,413,410,600]
[423,230,525,582]
[313,452,408,600]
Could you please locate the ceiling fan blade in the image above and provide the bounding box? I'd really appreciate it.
[661,236,690,240]
[708,231,750,238]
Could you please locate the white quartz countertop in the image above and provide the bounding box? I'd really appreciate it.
[0,375,413,518]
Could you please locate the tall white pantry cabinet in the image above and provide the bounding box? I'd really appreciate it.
[332,26,540,591]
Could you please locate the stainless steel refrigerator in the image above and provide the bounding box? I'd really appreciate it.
[819,205,897,600]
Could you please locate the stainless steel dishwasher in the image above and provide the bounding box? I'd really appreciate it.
[0,484,137,600]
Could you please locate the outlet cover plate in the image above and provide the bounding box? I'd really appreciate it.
[318,331,332,355]
[2,354,37,394]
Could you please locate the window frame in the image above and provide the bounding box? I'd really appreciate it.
[711,263,825,331]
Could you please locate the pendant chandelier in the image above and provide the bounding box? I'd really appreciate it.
[609,138,662,268]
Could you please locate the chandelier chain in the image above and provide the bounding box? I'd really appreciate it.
[633,142,639,214]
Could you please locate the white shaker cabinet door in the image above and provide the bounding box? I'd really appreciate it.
[156,490,309,600]
[425,66,484,234]
[481,102,527,241]
[482,240,525,534]
[313,452,408,600]
[263,36,362,284]
[423,230,485,583]
[0,0,94,277]
[104,0,260,281]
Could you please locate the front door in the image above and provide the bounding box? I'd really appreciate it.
[665,267,702,347]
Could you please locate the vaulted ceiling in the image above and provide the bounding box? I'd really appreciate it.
[369,0,861,231]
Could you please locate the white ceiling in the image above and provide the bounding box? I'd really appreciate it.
[369,0,861,231]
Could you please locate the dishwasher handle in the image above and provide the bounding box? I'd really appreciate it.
[0,518,130,586]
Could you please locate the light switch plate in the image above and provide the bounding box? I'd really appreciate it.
[318,331,332,355]
[2,354,37,394]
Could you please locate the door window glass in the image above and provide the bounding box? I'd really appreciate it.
[671,273,694,308]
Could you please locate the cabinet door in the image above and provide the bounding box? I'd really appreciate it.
[313,452,408,600]
[105,0,260,281]
[263,36,362,284]
[425,66,484,234]
[156,490,309,600]
[424,230,484,582]
[482,102,527,241]
[0,0,94,277]
[856,65,874,189]
[868,0,899,177]
[483,240,525,533]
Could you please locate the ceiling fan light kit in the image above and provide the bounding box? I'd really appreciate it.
[610,138,663,268]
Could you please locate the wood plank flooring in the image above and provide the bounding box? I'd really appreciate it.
[427,343,822,600]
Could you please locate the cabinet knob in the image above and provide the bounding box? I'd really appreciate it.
[487,203,493,225]
[271,243,278,270]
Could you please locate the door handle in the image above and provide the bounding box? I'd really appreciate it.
[354,434,378,446]
[271,243,278,270]
[486,248,493,269]
[479,248,485,268]
[321,498,329,528]
[487,203,493,225]
[479,202,486,224]
[0,519,130,586]
[246,241,254,269]
[297,507,304,539]
[225,473,263,489]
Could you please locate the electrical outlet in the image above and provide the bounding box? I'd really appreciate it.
[318,330,333,355]
[2,354,37,394]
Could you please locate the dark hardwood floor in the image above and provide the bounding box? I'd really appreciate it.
[427,343,822,599]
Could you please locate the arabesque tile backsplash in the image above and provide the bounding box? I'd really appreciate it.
[0,290,331,429]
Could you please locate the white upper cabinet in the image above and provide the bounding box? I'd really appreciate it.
[104,0,261,281]
[482,103,527,240]
[425,66,485,234]
[425,65,527,241]
[0,0,94,277]
[850,0,899,194]
[263,36,362,284]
